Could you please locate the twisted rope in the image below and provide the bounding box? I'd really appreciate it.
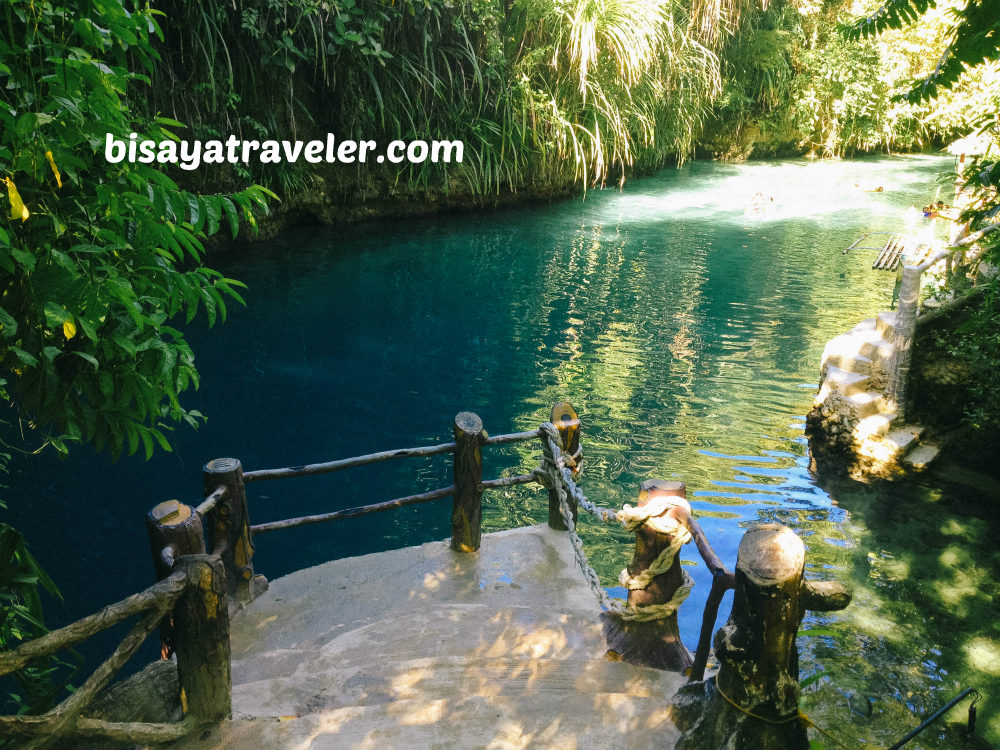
[538,423,693,622]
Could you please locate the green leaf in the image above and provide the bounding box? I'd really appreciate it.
[0,306,18,338]
[220,197,239,239]
[43,302,70,327]
[10,347,38,367]
[202,196,221,236]
[72,351,99,370]
[799,671,830,690]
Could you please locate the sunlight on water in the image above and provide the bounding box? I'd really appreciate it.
[6,154,997,747]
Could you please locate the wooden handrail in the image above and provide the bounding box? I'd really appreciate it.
[0,569,188,676]
[676,507,737,682]
[195,483,229,516]
[242,442,458,482]
[482,429,543,446]
[250,485,456,534]
[9,604,173,747]
[481,473,538,489]
[242,427,545,485]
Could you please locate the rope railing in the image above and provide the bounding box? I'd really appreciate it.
[230,406,732,660]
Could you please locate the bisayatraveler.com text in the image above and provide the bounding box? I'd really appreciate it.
[104,133,464,171]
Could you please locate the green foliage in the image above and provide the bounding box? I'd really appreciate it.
[144,0,744,198]
[937,288,1000,430]
[0,524,79,717]
[707,0,993,159]
[0,0,272,460]
[843,0,1000,102]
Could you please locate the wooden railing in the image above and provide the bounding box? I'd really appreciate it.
[0,401,853,749]
[0,557,228,748]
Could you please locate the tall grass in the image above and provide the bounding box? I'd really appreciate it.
[145,0,747,199]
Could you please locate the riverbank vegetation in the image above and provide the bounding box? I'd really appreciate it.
[143,0,998,205]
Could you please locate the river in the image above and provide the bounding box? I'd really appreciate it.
[4,154,997,746]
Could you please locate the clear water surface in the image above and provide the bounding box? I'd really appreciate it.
[4,154,998,747]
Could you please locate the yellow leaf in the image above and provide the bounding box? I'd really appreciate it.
[278,715,298,722]
[63,319,77,340]
[3,177,29,222]
[45,150,62,189]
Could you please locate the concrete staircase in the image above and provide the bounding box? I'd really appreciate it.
[174,526,685,750]
[812,312,939,476]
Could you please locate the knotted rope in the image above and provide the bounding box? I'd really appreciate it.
[538,423,693,622]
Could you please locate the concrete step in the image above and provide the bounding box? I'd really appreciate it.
[853,317,878,333]
[876,311,899,340]
[855,412,897,440]
[904,443,940,470]
[183,688,681,750]
[822,366,871,397]
[822,333,865,362]
[885,426,923,455]
[853,329,895,361]
[205,526,685,750]
[821,332,875,375]
[231,655,686,718]
[231,605,608,684]
[844,391,885,419]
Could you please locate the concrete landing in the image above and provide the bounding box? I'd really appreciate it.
[175,525,684,750]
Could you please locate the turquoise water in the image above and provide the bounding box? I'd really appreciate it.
[5,155,997,746]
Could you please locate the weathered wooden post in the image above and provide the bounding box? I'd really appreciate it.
[451,412,484,553]
[203,458,264,606]
[672,523,851,750]
[147,500,206,656]
[147,500,206,580]
[172,554,232,723]
[548,401,582,530]
[602,479,693,672]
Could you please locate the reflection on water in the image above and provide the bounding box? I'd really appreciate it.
[4,155,997,745]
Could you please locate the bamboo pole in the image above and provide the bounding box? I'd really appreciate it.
[482,429,543,446]
[886,263,922,416]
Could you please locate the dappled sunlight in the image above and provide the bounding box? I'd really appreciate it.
[964,639,1000,677]
[420,570,446,592]
[395,699,447,725]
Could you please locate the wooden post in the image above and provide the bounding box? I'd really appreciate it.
[547,401,581,530]
[672,523,851,750]
[203,458,264,607]
[602,479,693,671]
[172,555,231,723]
[451,412,484,553]
[147,500,206,658]
[147,501,206,581]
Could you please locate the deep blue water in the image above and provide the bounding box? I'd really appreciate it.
[4,155,998,745]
